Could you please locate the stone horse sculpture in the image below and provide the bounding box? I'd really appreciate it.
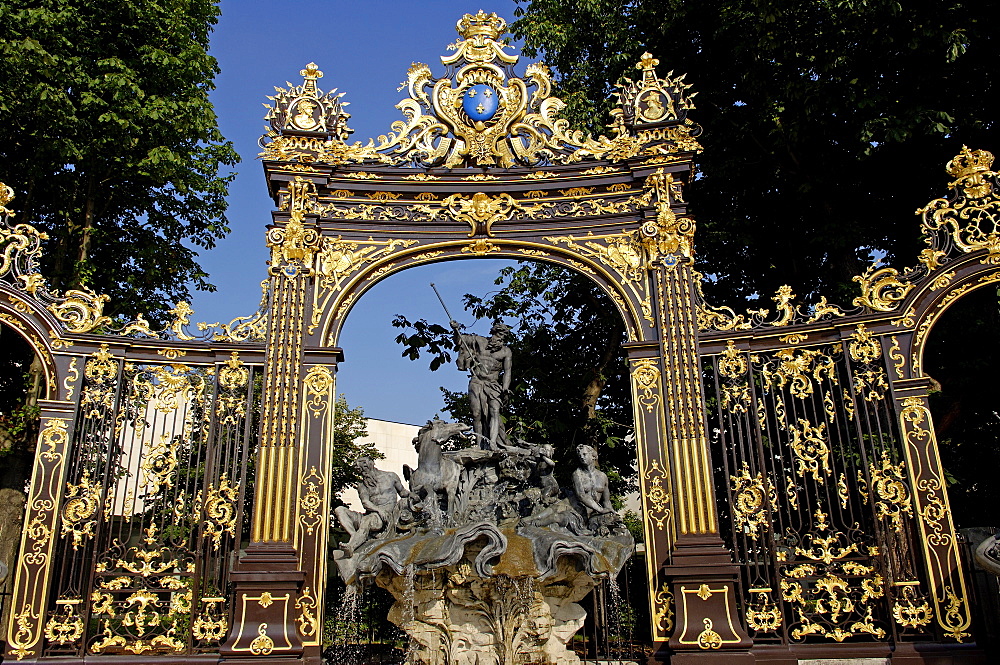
[403,417,470,523]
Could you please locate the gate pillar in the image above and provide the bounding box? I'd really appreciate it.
[222,195,334,664]
[890,377,973,643]
[3,400,77,662]
[629,257,752,664]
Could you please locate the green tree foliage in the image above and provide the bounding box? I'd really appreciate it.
[0,326,42,490]
[0,0,239,320]
[512,0,995,305]
[393,262,635,499]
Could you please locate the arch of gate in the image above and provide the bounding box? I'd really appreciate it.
[248,12,751,663]
[320,244,647,346]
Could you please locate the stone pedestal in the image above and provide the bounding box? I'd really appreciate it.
[220,544,306,664]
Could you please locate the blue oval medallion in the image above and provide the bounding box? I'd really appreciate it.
[463,84,499,122]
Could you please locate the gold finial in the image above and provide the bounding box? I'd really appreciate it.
[456,10,506,40]
[300,63,323,96]
[638,52,659,72]
[300,62,323,81]
[946,145,994,180]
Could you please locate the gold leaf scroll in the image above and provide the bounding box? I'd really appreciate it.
[48,289,112,333]
[789,419,832,483]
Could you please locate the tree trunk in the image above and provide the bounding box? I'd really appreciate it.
[581,320,625,421]
[72,174,97,289]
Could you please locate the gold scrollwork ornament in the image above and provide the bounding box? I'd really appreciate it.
[48,288,112,333]
[631,359,661,412]
[641,169,695,262]
[203,473,239,550]
[267,209,320,276]
[919,146,1000,263]
[299,466,325,536]
[789,419,832,483]
[746,591,783,633]
[296,586,319,638]
[848,324,881,364]
[81,344,118,418]
[869,451,913,533]
[303,365,334,417]
[43,600,84,646]
[439,191,517,237]
[642,460,671,529]
[852,263,914,312]
[192,598,229,643]
[218,351,250,391]
[249,623,275,655]
[730,462,775,539]
[794,510,859,564]
[653,584,674,634]
[763,348,837,400]
[696,618,723,650]
[892,585,933,629]
[217,352,250,424]
[61,469,101,549]
[718,340,747,378]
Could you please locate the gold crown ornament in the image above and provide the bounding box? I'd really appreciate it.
[946,146,994,180]
[457,10,506,40]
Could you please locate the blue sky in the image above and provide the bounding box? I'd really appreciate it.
[194,1,522,424]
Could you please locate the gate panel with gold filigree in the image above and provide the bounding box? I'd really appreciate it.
[40,347,260,657]
[698,146,1000,654]
[706,335,932,646]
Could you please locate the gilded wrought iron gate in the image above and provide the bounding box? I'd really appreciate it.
[0,200,273,660]
[695,141,999,655]
[1,10,998,665]
[707,335,933,645]
[42,348,261,656]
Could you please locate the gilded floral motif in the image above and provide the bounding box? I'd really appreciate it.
[869,451,913,533]
[630,359,661,412]
[745,590,782,632]
[848,324,881,364]
[789,419,832,483]
[761,348,837,400]
[203,473,239,551]
[60,470,101,550]
[730,462,775,539]
[919,146,1000,263]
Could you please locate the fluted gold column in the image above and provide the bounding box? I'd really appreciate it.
[637,169,751,662]
[222,183,322,662]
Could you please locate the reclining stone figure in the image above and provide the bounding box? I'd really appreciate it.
[335,456,409,558]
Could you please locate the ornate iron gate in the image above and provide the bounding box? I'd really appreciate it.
[1,11,997,665]
[42,348,260,656]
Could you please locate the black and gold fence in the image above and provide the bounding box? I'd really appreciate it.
[40,347,260,657]
[705,330,948,646]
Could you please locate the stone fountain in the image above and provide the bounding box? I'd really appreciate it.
[333,320,633,665]
[333,421,634,665]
